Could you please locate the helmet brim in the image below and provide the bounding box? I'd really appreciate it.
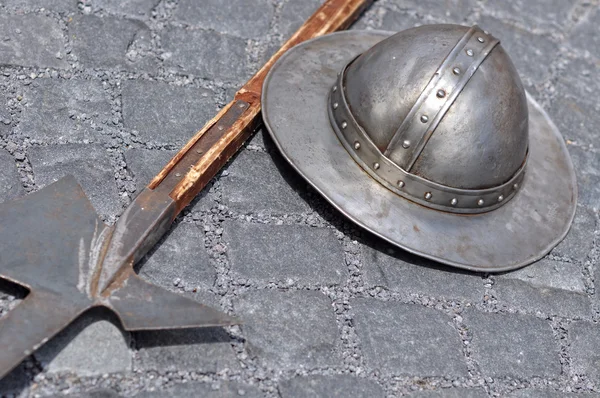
[261,30,577,272]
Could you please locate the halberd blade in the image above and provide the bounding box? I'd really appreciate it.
[0,175,110,293]
[107,273,238,330]
[0,176,103,378]
[0,176,237,380]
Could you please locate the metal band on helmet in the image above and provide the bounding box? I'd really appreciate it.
[328,25,528,214]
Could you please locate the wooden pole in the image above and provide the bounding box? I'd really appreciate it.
[148,0,373,214]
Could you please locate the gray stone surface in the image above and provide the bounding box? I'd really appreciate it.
[176,0,273,39]
[465,310,561,377]
[68,15,156,71]
[124,148,176,194]
[17,79,111,142]
[0,148,23,202]
[482,0,576,31]
[476,15,559,88]
[362,244,484,302]
[494,277,591,318]
[1,0,75,12]
[161,27,250,83]
[28,144,122,218]
[405,388,489,398]
[223,221,345,285]
[392,0,475,22]
[279,0,322,39]
[0,14,68,69]
[138,222,216,291]
[92,0,161,17]
[352,299,468,376]
[121,80,216,146]
[136,381,264,398]
[135,327,239,373]
[234,290,340,370]
[553,206,596,261]
[500,258,586,292]
[220,150,309,214]
[567,7,600,58]
[568,146,600,210]
[381,9,425,32]
[278,375,385,398]
[550,57,600,146]
[570,321,600,384]
[35,318,131,376]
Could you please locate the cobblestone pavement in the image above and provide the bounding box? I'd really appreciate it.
[0,0,598,397]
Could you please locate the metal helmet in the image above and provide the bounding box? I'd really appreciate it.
[262,24,577,272]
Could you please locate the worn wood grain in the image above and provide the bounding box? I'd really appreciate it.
[148,0,373,214]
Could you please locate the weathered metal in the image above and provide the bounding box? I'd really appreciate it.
[0,177,236,379]
[0,0,374,380]
[262,27,577,271]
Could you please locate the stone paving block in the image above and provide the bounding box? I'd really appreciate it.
[135,327,239,373]
[495,259,592,319]
[362,244,484,302]
[567,146,600,210]
[509,389,600,397]
[352,299,467,376]
[381,9,424,32]
[220,150,309,214]
[92,0,161,17]
[121,81,216,146]
[234,290,340,370]
[223,221,345,285]
[278,375,385,398]
[476,15,559,87]
[551,95,600,147]
[68,15,156,71]
[464,310,560,377]
[405,388,488,398]
[162,27,250,83]
[124,148,177,194]
[0,148,23,203]
[501,258,586,293]
[567,7,600,59]
[138,222,216,291]
[18,79,111,142]
[482,0,575,31]
[393,0,475,23]
[29,144,122,218]
[124,148,216,211]
[279,0,322,39]
[0,14,68,69]
[35,317,131,376]
[136,381,263,398]
[2,0,75,12]
[553,206,596,261]
[550,57,600,145]
[569,321,600,383]
[176,0,273,39]
[494,278,591,318]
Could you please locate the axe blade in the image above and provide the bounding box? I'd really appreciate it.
[0,176,236,379]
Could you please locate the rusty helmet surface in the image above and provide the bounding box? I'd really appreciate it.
[262,25,577,272]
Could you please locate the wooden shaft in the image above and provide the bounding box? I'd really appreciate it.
[148,0,373,214]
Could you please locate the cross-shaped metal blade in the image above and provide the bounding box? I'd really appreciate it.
[0,176,237,379]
